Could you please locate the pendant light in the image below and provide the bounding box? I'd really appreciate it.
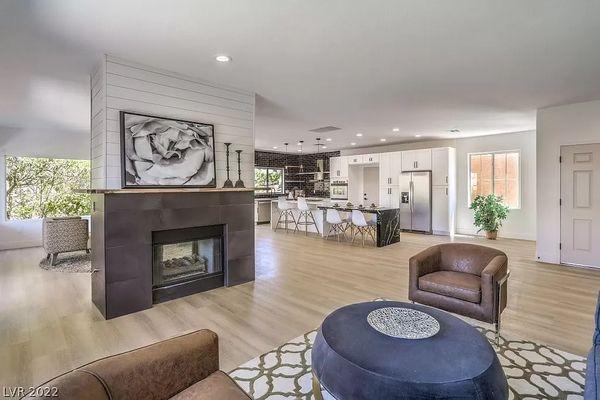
[284,142,289,170]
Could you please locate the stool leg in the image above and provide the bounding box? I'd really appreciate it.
[274,211,283,231]
[310,211,319,234]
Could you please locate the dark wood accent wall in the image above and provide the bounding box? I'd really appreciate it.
[91,191,255,319]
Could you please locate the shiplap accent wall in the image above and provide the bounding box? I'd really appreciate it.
[90,55,255,189]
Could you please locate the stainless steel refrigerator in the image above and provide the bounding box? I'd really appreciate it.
[399,171,432,233]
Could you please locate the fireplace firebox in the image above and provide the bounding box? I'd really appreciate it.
[152,224,226,303]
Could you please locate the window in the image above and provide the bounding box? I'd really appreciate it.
[469,151,520,208]
[254,167,284,195]
[5,156,91,220]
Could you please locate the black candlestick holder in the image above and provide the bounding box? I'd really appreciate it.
[223,143,234,188]
[234,149,245,188]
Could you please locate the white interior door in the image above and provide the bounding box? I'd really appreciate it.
[560,143,600,268]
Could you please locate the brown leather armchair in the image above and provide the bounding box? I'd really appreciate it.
[409,243,509,342]
[23,330,251,400]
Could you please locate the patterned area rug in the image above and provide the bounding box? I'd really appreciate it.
[39,251,91,273]
[229,328,587,399]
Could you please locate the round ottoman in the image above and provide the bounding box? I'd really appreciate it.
[312,301,508,400]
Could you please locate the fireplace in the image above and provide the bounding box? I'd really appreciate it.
[152,224,226,303]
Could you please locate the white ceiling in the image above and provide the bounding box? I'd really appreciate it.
[2,0,600,155]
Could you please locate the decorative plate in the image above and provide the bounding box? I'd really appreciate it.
[367,307,440,339]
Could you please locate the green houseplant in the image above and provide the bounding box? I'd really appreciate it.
[469,194,509,239]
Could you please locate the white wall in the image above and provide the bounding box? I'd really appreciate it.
[342,131,537,240]
[0,127,89,250]
[536,99,600,264]
[91,55,255,189]
[455,132,536,240]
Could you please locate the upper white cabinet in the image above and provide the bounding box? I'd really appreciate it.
[347,154,364,165]
[401,149,432,171]
[330,156,348,178]
[362,153,379,164]
[432,148,450,186]
[379,152,403,186]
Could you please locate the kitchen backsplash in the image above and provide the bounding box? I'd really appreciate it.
[254,150,341,197]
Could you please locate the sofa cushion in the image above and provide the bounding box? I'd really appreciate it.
[594,292,600,345]
[584,345,599,400]
[170,371,251,400]
[419,271,481,303]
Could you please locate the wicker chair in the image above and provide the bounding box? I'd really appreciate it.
[42,217,89,265]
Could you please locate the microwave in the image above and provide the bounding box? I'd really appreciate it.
[330,180,348,200]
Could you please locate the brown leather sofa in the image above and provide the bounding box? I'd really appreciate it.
[23,330,251,400]
[409,243,509,341]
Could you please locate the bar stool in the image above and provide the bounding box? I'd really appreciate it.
[274,197,297,233]
[294,197,319,235]
[351,210,377,246]
[325,208,350,241]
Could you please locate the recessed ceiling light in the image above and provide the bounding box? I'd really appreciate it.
[356,133,363,137]
[297,149,302,152]
[350,142,356,146]
[393,128,399,132]
[380,138,386,142]
[415,134,422,138]
[322,146,327,149]
[215,55,231,63]
[297,142,302,145]
[326,138,332,142]
[272,146,278,149]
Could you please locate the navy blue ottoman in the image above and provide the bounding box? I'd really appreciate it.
[312,301,508,400]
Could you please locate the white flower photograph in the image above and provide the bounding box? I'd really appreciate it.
[120,112,216,187]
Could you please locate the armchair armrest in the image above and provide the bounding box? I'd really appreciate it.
[409,245,441,299]
[481,255,509,322]
[82,329,220,400]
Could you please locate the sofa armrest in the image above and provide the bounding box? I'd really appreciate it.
[82,329,220,400]
[409,245,441,299]
[481,255,508,321]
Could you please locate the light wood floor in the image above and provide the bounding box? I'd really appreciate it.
[1,226,599,390]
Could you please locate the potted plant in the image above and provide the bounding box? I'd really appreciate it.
[469,194,509,239]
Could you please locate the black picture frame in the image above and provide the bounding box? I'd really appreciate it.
[119,111,217,188]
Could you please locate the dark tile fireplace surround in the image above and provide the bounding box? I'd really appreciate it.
[90,189,255,319]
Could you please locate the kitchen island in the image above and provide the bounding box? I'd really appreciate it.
[270,198,400,247]
[317,205,400,247]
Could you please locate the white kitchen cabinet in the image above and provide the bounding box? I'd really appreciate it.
[347,154,364,165]
[432,148,450,186]
[401,149,432,171]
[432,186,450,234]
[362,153,379,164]
[379,152,402,186]
[379,186,400,208]
[330,156,348,178]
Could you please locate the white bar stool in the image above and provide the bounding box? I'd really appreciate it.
[351,210,377,246]
[325,208,350,241]
[294,197,319,235]
[274,197,297,233]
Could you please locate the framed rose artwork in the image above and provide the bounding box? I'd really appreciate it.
[119,111,216,188]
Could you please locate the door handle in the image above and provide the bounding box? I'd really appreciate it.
[92,269,100,274]
[445,176,448,184]
[445,187,448,195]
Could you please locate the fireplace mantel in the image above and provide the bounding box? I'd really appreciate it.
[90,190,255,319]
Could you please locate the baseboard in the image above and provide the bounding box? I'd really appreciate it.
[455,227,535,241]
[0,239,42,251]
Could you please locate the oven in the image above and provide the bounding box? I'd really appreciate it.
[330,180,348,200]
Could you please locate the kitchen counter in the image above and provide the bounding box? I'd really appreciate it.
[271,199,400,247]
[317,204,398,213]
